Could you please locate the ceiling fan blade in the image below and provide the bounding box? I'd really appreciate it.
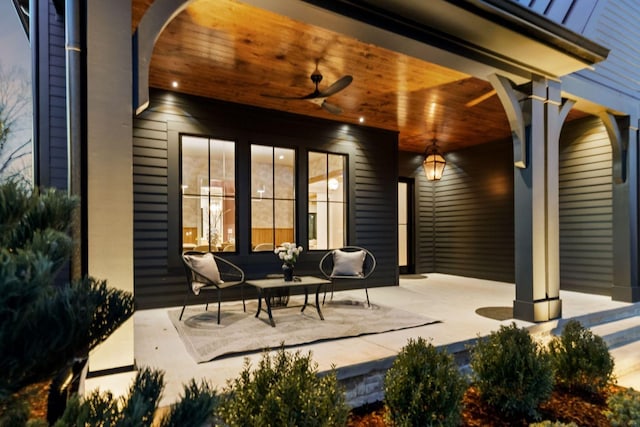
[261,91,317,100]
[321,100,343,115]
[318,75,353,98]
[465,89,497,108]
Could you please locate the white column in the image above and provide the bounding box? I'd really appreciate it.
[86,0,135,373]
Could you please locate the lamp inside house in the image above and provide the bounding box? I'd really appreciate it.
[423,138,446,181]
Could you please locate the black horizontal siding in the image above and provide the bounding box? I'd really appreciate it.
[47,3,68,190]
[433,139,515,283]
[134,89,398,309]
[559,116,613,293]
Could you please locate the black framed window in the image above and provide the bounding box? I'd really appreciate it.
[308,151,346,250]
[180,135,236,252]
[250,144,296,251]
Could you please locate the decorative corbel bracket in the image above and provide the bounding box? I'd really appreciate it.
[599,112,629,184]
[489,74,527,168]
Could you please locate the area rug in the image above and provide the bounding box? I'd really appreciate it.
[168,298,440,363]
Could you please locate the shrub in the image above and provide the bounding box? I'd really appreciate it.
[217,347,349,427]
[470,323,554,420]
[0,181,134,423]
[52,368,219,426]
[605,387,640,426]
[548,319,615,395]
[55,367,163,426]
[158,379,218,427]
[384,337,466,427]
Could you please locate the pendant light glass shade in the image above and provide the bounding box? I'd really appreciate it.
[423,140,446,181]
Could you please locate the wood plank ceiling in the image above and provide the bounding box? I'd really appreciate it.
[133,0,586,154]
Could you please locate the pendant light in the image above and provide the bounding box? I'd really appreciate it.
[423,138,446,181]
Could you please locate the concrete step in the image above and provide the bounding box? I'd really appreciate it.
[567,303,640,330]
[610,340,640,379]
[528,302,640,340]
[546,303,640,389]
[452,303,640,389]
[590,316,640,350]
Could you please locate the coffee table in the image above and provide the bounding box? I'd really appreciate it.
[246,275,331,327]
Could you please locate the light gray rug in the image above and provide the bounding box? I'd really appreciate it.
[168,298,440,363]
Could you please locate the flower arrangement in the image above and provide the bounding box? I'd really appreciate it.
[274,242,303,267]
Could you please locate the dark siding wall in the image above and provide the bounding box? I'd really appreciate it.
[33,1,67,189]
[433,140,515,282]
[398,151,435,273]
[559,116,613,294]
[399,140,515,282]
[578,1,640,100]
[400,117,614,293]
[134,90,398,309]
[47,7,67,189]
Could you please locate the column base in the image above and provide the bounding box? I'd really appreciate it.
[513,298,562,323]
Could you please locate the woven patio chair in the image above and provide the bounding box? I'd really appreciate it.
[180,251,245,324]
[319,246,376,307]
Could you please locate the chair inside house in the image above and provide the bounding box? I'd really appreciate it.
[180,251,246,324]
[319,246,377,307]
[253,242,275,252]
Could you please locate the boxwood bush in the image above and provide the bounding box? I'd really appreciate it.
[384,337,467,427]
[605,387,640,426]
[217,347,348,427]
[470,323,554,420]
[548,319,614,395]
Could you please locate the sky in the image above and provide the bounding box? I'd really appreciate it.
[0,1,32,181]
[0,2,29,72]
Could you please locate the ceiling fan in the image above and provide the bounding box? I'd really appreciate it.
[262,65,353,115]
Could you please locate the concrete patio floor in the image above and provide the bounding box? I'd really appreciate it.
[85,273,640,408]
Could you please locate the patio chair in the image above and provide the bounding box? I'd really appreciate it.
[180,251,246,324]
[319,246,376,307]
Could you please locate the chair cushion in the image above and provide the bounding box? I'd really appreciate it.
[185,253,223,294]
[331,249,365,278]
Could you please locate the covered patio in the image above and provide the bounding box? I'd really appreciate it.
[85,274,640,408]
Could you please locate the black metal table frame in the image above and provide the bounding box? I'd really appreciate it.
[247,276,330,327]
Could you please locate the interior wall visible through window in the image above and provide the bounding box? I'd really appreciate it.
[250,145,296,252]
[181,136,236,253]
[308,151,346,250]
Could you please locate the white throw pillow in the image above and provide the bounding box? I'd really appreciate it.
[185,253,222,294]
[331,249,366,278]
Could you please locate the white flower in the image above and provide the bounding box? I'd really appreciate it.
[274,242,303,266]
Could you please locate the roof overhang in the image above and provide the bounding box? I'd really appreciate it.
[11,0,29,37]
[11,0,65,38]
[300,0,609,81]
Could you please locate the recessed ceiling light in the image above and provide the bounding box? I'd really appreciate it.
[279,155,284,160]
[172,81,179,88]
[359,117,365,123]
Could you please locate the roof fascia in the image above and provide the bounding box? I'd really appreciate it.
[301,0,609,78]
[452,0,609,65]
